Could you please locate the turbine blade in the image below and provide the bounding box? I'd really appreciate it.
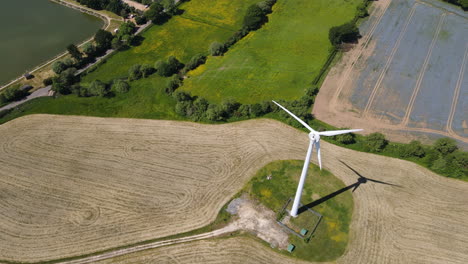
[316,141,322,170]
[272,100,315,132]
[318,129,363,136]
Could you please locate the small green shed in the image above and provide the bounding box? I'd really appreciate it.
[287,244,295,253]
[300,228,308,236]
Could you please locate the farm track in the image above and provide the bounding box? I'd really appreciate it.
[446,44,468,136]
[400,12,446,126]
[1,115,468,263]
[362,3,418,116]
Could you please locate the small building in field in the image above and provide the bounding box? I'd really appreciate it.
[24,73,34,80]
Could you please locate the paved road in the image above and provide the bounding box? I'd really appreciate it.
[0,86,52,112]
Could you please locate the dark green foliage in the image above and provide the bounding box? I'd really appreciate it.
[334,133,356,145]
[52,61,67,74]
[43,77,53,86]
[117,21,136,39]
[0,86,28,104]
[82,42,97,57]
[135,16,147,25]
[434,138,458,155]
[111,37,124,50]
[67,44,83,60]
[145,2,167,24]
[141,64,155,77]
[166,75,182,94]
[155,56,183,77]
[365,132,387,152]
[356,2,369,18]
[209,41,225,56]
[399,140,425,158]
[106,0,124,14]
[77,0,125,16]
[329,22,360,46]
[128,64,142,80]
[88,80,108,97]
[243,4,267,30]
[111,79,130,93]
[94,29,113,50]
[185,54,206,71]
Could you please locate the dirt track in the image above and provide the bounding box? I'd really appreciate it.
[1,115,467,263]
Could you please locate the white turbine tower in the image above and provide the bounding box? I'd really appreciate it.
[272,100,363,217]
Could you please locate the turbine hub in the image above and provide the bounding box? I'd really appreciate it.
[308,132,320,142]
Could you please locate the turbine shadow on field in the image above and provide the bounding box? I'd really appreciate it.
[298,160,401,215]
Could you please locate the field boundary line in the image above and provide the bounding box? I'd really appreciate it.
[446,43,468,135]
[331,0,392,106]
[400,13,446,127]
[363,3,418,117]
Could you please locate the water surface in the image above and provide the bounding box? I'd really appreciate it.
[0,0,103,85]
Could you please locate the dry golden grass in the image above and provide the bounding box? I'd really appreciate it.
[1,115,468,263]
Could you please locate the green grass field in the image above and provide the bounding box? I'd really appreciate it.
[81,0,257,84]
[181,0,362,104]
[246,160,353,261]
[0,0,258,124]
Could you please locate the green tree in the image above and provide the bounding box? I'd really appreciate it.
[243,4,267,30]
[88,80,108,97]
[329,22,360,46]
[82,42,97,57]
[106,0,124,14]
[334,133,355,145]
[94,29,113,49]
[141,64,154,77]
[145,2,165,24]
[185,54,206,71]
[356,3,369,18]
[209,41,225,56]
[400,140,425,158]
[67,44,83,60]
[128,64,142,80]
[117,21,136,39]
[365,132,387,152]
[52,61,67,74]
[0,86,28,103]
[154,60,170,76]
[112,79,130,93]
[166,75,182,94]
[433,138,458,155]
[111,37,123,50]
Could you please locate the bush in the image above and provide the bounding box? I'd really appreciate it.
[52,61,67,74]
[82,42,97,57]
[209,41,225,56]
[185,54,206,71]
[135,16,147,25]
[165,75,182,94]
[88,80,108,97]
[155,56,182,77]
[356,3,369,18]
[399,140,425,158]
[365,132,387,152]
[112,79,130,93]
[141,64,155,77]
[334,133,356,145]
[433,138,458,155]
[243,4,267,30]
[43,77,53,86]
[0,86,28,104]
[329,22,360,46]
[128,64,142,80]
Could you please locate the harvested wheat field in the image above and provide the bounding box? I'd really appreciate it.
[1,115,468,263]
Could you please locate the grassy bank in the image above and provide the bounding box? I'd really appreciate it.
[180,0,363,104]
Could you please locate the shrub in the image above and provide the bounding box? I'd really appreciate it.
[135,16,147,25]
[356,3,369,18]
[82,42,97,57]
[43,77,53,86]
[185,54,206,71]
[433,138,458,155]
[399,140,425,158]
[112,79,130,93]
[209,41,225,56]
[329,22,360,46]
[88,80,108,97]
[128,64,142,80]
[0,86,28,103]
[243,4,267,30]
[334,133,356,145]
[365,132,387,152]
[52,61,67,74]
[141,64,155,77]
[166,75,182,94]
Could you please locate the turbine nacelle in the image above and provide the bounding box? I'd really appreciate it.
[272,100,363,218]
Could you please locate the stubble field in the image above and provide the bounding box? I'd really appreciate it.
[1,115,468,263]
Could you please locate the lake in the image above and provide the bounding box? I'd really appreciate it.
[0,0,104,85]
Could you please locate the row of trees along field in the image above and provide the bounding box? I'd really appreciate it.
[442,0,468,10]
[77,0,137,17]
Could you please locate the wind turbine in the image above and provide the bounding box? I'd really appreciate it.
[272,100,363,217]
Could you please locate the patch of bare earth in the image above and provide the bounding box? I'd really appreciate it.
[313,0,467,146]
